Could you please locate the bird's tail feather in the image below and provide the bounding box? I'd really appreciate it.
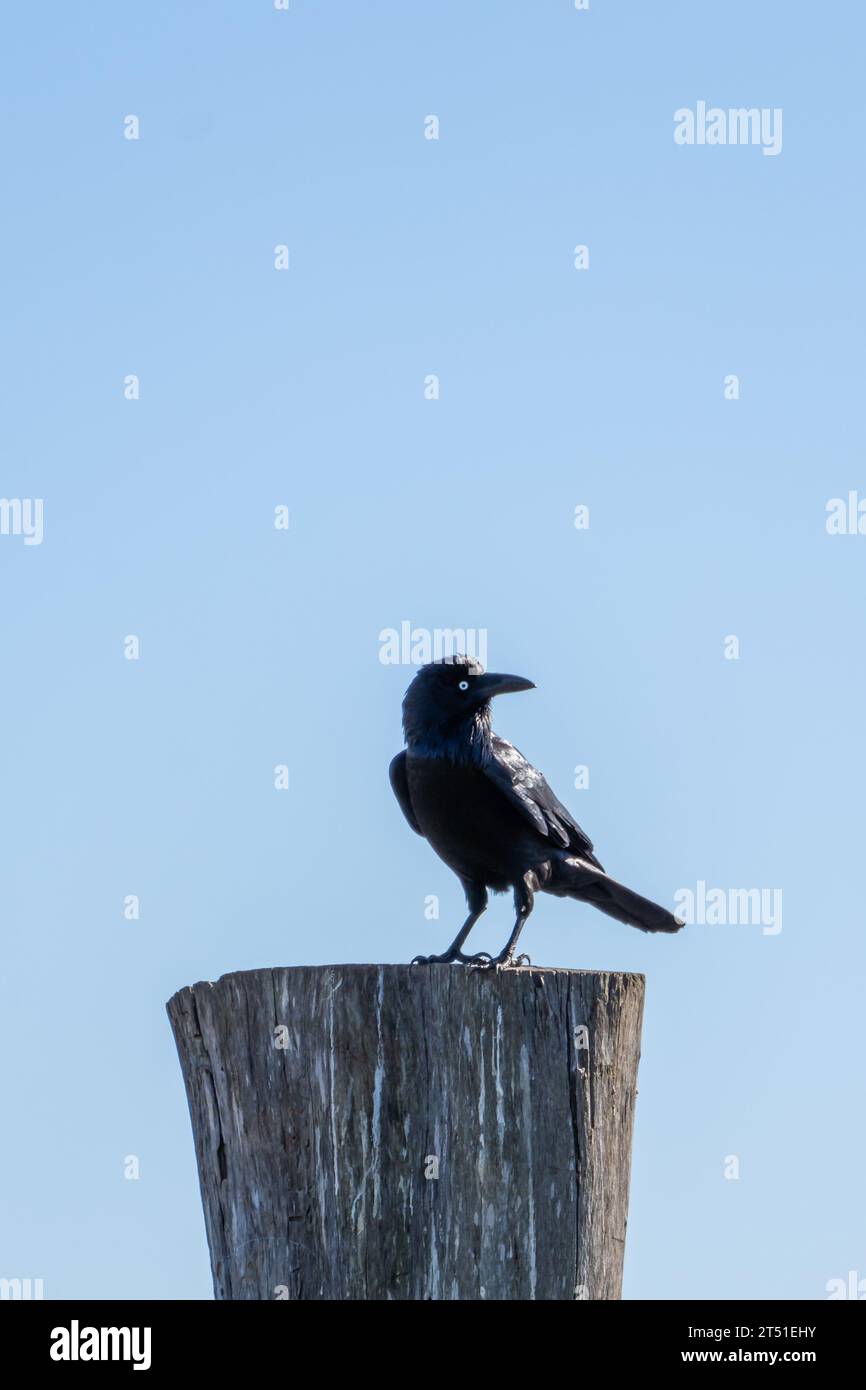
[552,857,684,934]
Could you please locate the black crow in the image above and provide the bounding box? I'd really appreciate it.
[390,655,683,966]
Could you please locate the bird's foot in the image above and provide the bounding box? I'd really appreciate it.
[467,950,532,970]
[410,951,496,966]
[411,949,532,968]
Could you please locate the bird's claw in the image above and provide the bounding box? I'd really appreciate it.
[411,949,531,969]
[410,950,494,966]
[467,950,532,970]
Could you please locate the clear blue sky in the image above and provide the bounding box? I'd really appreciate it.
[1,1,863,1301]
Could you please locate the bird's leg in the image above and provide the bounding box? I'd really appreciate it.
[412,882,488,964]
[471,873,535,969]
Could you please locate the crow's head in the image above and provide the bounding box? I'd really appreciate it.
[402,655,535,748]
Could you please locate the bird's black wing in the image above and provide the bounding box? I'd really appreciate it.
[485,735,604,870]
[389,751,423,835]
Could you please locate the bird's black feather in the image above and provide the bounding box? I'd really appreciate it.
[389,751,423,835]
[485,734,604,869]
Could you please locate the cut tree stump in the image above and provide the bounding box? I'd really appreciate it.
[166,964,645,1300]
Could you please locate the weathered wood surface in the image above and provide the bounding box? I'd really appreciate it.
[167,964,645,1301]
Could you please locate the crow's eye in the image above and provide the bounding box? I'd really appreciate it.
[458,680,470,691]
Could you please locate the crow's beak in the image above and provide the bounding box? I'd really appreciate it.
[474,672,536,699]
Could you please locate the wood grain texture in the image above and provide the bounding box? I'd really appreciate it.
[166,964,645,1301]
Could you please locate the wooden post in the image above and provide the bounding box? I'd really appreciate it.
[167,964,645,1300]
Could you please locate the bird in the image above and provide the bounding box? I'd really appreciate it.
[389,654,684,967]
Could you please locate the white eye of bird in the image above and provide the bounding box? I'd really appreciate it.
[458,680,470,691]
